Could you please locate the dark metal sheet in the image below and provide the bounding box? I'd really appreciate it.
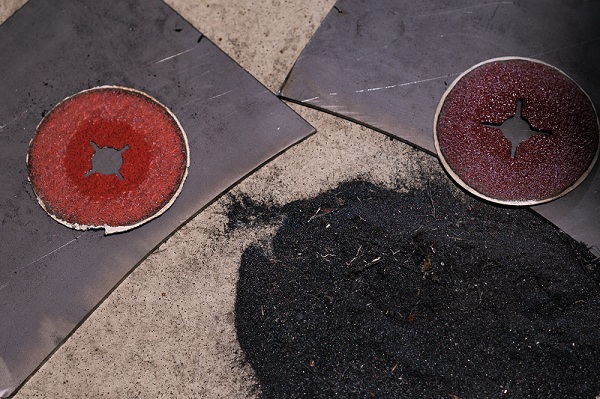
[279,0,600,253]
[0,0,314,396]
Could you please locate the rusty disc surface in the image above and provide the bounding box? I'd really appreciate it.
[434,57,599,206]
[27,86,189,233]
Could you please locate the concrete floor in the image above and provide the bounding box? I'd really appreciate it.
[2,0,437,397]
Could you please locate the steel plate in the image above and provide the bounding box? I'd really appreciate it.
[0,0,313,396]
[280,0,600,253]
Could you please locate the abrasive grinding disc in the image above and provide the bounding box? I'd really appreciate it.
[27,86,190,234]
[434,57,599,206]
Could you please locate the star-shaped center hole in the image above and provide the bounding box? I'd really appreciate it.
[85,142,129,180]
[482,98,551,158]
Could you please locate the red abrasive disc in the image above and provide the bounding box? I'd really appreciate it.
[434,57,599,206]
[27,86,189,234]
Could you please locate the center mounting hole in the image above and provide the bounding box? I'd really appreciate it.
[85,142,129,180]
[482,98,551,158]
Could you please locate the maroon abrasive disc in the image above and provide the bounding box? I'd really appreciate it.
[434,57,599,205]
[27,86,190,234]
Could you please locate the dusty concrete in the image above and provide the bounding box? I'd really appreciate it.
[0,0,27,23]
[1,0,440,397]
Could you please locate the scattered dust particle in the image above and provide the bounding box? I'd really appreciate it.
[421,256,431,273]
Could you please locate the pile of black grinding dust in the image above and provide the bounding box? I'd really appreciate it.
[230,179,600,398]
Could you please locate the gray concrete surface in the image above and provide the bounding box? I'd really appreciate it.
[1,0,437,397]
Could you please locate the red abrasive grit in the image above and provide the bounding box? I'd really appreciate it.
[434,57,599,205]
[27,86,189,234]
